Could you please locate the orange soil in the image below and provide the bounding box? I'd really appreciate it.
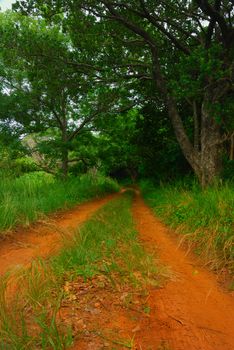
[61,274,147,350]
[0,194,116,276]
[132,194,234,350]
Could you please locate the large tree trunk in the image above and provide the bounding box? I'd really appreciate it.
[61,147,68,179]
[61,121,68,180]
[167,94,222,187]
[230,134,234,161]
[199,99,222,187]
[193,100,200,152]
[166,96,202,179]
[151,48,222,187]
[151,48,200,179]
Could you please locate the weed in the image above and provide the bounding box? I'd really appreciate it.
[157,340,171,350]
[98,331,136,349]
[143,305,151,314]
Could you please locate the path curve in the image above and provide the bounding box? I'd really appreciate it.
[0,194,116,276]
[133,194,234,350]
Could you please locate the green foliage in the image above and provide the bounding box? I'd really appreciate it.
[0,2,233,183]
[0,155,38,178]
[140,180,234,270]
[0,172,119,234]
[222,159,234,181]
[170,44,225,100]
[135,103,191,179]
[95,109,140,178]
[0,11,135,177]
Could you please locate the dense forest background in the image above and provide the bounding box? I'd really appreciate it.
[0,0,233,185]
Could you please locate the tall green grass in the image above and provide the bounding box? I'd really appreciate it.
[140,179,234,271]
[0,171,119,234]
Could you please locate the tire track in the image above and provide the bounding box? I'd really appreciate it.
[0,194,117,275]
[132,194,234,350]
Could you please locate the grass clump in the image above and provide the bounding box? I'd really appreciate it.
[0,172,119,235]
[52,191,159,286]
[140,179,234,271]
[0,265,73,350]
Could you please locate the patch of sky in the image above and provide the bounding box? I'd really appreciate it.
[0,0,16,12]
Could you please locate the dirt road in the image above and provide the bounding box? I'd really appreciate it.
[133,194,234,350]
[0,194,115,275]
[0,191,233,350]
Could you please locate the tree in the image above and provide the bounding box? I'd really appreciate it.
[14,0,234,186]
[0,12,127,177]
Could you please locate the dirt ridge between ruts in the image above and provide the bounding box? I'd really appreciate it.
[0,193,117,276]
[132,194,234,350]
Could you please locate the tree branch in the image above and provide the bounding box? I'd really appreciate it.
[205,0,221,48]
[196,0,232,46]
[138,0,191,54]
[67,111,100,142]
[51,108,64,130]
[102,1,157,49]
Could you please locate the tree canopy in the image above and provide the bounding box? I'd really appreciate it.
[0,1,233,185]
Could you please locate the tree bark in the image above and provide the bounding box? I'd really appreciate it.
[200,97,222,187]
[193,100,200,152]
[151,46,224,187]
[61,119,68,180]
[61,147,68,179]
[230,134,234,161]
[150,47,202,180]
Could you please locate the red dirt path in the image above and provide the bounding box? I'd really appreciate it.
[0,191,233,350]
[0,194,115,276]
[132,194,234,350]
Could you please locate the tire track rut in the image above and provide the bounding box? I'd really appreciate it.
[132,194,234,350]
[0,194,116,275]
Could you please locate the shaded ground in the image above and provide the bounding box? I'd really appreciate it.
[0,194,116,275]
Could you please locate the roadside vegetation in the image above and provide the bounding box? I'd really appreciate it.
[140,180,234,272]
[0,172,119,235]
[0,193,163,349]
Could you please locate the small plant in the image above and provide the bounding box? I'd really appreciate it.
[143,305,151,314]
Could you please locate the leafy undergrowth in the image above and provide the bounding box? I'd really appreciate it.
[140,180,234,273]
[0,172,119,235]
[0,192,165,349]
